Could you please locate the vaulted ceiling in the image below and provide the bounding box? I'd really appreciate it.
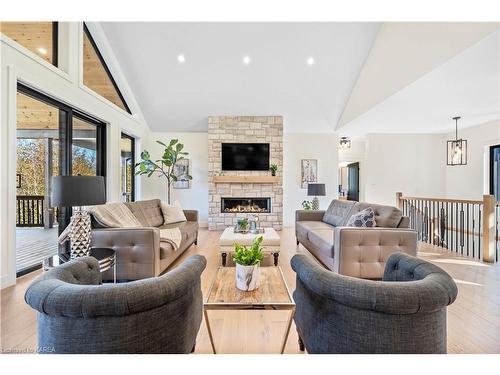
[99,22,380,133]
[99,22,499,135]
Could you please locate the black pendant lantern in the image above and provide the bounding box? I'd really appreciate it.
[447,116,467,166]
[339,137,351,150]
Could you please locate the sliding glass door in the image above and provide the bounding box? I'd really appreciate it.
[16,83,106,276]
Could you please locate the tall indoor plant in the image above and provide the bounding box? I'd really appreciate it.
[135,139,192,204]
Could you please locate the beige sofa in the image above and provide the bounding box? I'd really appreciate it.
[91,199,199,281]
[296,199,417,279]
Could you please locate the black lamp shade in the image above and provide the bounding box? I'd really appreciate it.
[308,183,326,196]
[51,176,106,207]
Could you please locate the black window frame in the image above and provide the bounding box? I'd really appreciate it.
[16,82,107,277]
[83,23,132,114]
[51,21,59,67]
[490,144,500,200]
[120,132,136,202]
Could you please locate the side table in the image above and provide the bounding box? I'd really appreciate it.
[42,248,116,283]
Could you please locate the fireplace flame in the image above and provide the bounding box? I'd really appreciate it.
[224,204,268,213]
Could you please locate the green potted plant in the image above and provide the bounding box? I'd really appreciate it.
[135,139,192,204]
[233,236,264,291]
[270,163,278,176]
[302,200,313,210]
[235,217,249,233]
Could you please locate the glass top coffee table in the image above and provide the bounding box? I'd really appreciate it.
[204,266,295,354]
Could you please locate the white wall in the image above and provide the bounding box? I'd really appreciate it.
[446,120,500,200]
[283,133,339,226]
[364,133,447,205]
[140,132,209,226]
[1,23,150,288]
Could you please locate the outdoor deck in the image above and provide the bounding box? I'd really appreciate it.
[16,227,58,272]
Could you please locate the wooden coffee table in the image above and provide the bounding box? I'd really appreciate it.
[204,266,295,354]
[219,227,281,266]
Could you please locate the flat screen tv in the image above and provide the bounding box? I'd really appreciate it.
[222,143,270,171]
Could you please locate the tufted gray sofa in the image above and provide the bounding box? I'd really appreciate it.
[291,252,458,354]
[91,199,199,281]
[25,255,206,354]
[296,199,417,279]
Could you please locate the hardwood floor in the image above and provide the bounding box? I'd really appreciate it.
[1,227,499,354]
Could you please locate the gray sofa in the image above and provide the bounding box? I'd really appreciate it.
[296,199,417,279]
[291,252,458,354]
[91,199,199,281]
[25,255,207,354]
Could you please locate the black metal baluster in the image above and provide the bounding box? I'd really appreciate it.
[466,203,470,257]
[425,200,432,243]
[450,202,454,252]
[437,201,441,246]
[423,201,428,242]
[460,203,464,254]
[441,202,446,248]
[478,204,482,259]
[472,204,476,258]
[418,200,422,241]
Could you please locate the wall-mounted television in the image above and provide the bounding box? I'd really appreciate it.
[221,143,270,171]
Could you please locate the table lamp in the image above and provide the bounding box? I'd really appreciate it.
[307,183,326,210]
[51,176,106,258]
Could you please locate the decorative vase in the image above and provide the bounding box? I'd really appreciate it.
[312,196,320,210]
[235,263,260,291]
[69,210,92,258]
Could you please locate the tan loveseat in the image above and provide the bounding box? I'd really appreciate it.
[91,199,199,281]
[296,199,417,279]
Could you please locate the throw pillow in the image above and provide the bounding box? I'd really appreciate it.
[160,200,187,224]
[346,207,376,227]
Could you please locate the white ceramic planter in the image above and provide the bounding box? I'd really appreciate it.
[235,263,260,291]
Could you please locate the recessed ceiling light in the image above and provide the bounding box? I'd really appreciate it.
[37,47,48,55]
[177,54,186,63]
[242,55,251,65]
[307,56,315,65]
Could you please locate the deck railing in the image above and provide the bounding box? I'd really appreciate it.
[397,193,498,262]
[16,195,45,227]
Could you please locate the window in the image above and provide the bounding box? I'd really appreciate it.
[72,114,106,177]
[83,24,131,113]
[120,133,135,202]
[0,22,58,65]
[490,145,500,200]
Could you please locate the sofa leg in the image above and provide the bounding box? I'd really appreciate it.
[194,238,198,246]
[191,343,196,353]
[298,336,305,352]
[296,238,299,246]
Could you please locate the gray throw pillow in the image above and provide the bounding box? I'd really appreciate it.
[346,207,376,227]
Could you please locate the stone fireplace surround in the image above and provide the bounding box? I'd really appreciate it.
[208,116,283,230]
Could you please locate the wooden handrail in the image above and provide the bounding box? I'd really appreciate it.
[400,196,483,205]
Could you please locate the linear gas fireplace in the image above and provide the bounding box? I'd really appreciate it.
[221,197,271,213]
